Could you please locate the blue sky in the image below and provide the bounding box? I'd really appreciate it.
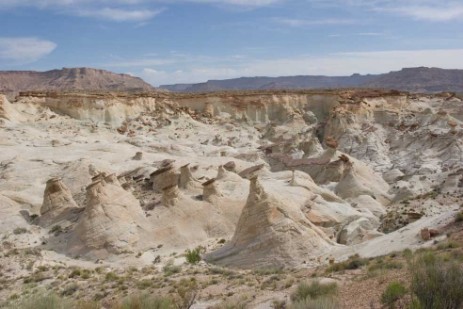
[1,0,463,86]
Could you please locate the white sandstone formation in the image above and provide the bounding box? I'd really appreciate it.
[39,178,79,226]
[150,165,179,193]
[206,177,332,268]
[162,184,181,207]
[202,178,222,203]
[68,175,149,258]
[179,163,201,190]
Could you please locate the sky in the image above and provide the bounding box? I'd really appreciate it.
[0,0,463,86]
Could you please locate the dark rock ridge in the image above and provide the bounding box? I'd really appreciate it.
[161,67,463,93]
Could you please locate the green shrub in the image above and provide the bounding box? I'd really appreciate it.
[455,211,463,222]
[61,283,79,296]
[13,227,27,235]
[6,292,98,309]
[368,260,403,272]
[104,272,119,281]
[290,281,337,303]
[289,295,339,309]
[381,281,407,309]
[111,294,174,309]
[326,255,368,273]
[50,225,63,235]
[185,247,201,264]
[411,253,463,309]
[271,299,286,309]
[163,260,181,276]
[402,248,413,259]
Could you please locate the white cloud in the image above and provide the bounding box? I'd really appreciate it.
[384,4,463,21]
[189,0,281,7]
[0,0,281,22]
[0,37,56,64]
[0,0,281,9]
[309,0,463,22]
[77,7,163,21]
[137,48,463,85]
[275,18,357,27]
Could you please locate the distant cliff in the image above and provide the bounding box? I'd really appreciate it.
[161,67,463,93]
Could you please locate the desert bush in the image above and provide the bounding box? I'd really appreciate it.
[271,299,287,309]
[185,247,201,264]
[211,297,249,309]
[326,255,368,273]
[290,281,337,303]
[254,267,284,276]
[402,248,413,259]
[104,271,118,281]
[289,295,339,309]
[454,211,463,222]
[6,292,98,309]
[61,282,79,296]
[163,260,181,276]
[173,278,198,309]
[410,252,463,309]
[381,281,407,309]
[50,225,63,235]
[13,227,28,235]
[111,294,174,309]
[368,260,402,272]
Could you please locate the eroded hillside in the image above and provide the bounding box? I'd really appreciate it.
[1,89,462,307]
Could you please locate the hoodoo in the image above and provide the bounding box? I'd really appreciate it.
[202,178,222,202]
[40,178,79,225]
[162,183,181,206]
[206,176,332,268]
[179,163,200,190]
[68,178,149,257]
[150,164,179,193]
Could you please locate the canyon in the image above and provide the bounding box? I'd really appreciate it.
[1,89,462,308]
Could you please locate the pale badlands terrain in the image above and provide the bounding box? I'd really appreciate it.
[0,89,462,308]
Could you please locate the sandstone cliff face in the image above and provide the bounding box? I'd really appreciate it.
[3,89,463,267]
[14,91,341,127]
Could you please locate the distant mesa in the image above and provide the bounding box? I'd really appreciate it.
[0,67,156,98]
[161,67,463,93]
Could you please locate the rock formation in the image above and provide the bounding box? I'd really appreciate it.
[0,95,23,124]
[223,161,237,172]
[39,178,79,226]
[150,164,179,193]
[202,178,222,203]
[179,163,200,190]
[68,176,149,257]
[162,184,181,207]
[132,152,143,160]
[335,160,390,204]
[238,164,266,179]
[206,177,332,268]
